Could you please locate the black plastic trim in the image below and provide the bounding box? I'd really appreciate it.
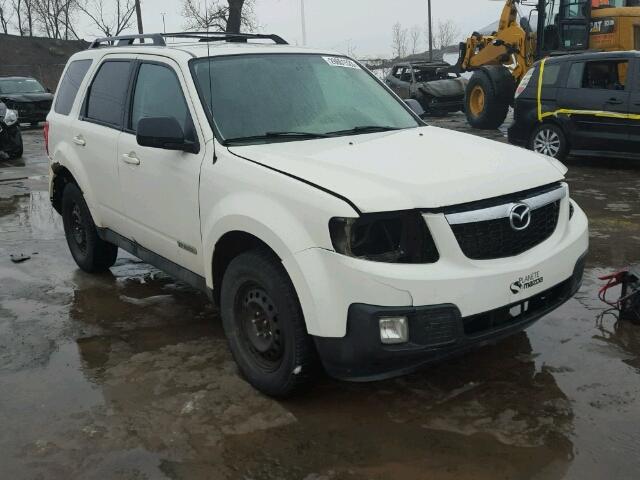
[97,227,211,299]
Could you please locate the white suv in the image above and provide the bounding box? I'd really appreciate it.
[47,33,589,397]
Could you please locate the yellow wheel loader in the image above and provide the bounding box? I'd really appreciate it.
[452,0,640,129]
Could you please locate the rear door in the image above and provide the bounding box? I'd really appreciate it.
[76,57,134,231]
[558,57,631,151]
[386,66,411,99]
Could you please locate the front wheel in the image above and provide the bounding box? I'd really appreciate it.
[530,123,568,160]
[62,183,118,273]
[220,248,317,397]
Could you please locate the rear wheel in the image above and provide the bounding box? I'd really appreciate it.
[530,123,568,160]
[465,70,511,129]
[220,247,317,397]
[62,183,118,273]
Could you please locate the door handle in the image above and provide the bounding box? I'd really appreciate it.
[72,135,86,146]
[606,98,623,105]
[121,152,140,165]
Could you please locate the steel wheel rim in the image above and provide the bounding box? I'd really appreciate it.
[533,128,561,157]
[469,86,486,117]
[70,203,87,253]
[235,283,284,372]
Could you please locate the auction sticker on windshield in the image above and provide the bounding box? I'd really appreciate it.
[323,57,360,69]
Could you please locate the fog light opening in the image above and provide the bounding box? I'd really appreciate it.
[379,316,408,345]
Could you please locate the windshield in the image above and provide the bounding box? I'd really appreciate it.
[0,78,46,94]
[191,54,419,143]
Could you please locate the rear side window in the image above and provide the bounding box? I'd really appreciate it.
[84,61,132,128]
[581,60,628,90]
[54,59,92,115]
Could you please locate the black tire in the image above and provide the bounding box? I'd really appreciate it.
[220,247,317,397]
[61,183,118,273]
[529,123,568,160]
[465,70,511,129]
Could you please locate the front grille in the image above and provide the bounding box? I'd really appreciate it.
[451,201,560,260]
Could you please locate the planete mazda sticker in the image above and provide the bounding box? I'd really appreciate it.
[510,271,544,294]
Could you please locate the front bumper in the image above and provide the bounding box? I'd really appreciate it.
[314,253,586,381]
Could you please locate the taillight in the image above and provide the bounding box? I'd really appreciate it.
[44,121,50,156]
[515,68,534,98]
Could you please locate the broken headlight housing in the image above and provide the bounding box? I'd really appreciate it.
[329,211,439,264]
[2,108,18,127]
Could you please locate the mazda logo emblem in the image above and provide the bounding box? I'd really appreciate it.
[509,203,531,231]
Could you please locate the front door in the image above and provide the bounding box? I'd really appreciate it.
[116,57,206,275]
[558,58,631,152]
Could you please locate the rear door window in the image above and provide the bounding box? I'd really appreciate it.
[54,59,92,115]
[582,60,628,90]
[84,60,132,128]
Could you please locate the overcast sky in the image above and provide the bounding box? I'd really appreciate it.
[76,0,508,58]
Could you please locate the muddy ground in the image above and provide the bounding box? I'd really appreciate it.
[1,119,639,480]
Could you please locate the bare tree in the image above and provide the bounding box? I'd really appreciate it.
[32,0,78,39]
[12,0,35,36]
[182,0,255,33]
[434,19,460,50]
[391,22,408,59]
[78,0,136,37]
[0,0,11,33]
[409,25,421,55]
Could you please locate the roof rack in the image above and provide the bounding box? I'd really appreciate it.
[88,32,288,49]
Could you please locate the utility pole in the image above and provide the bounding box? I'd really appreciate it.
[301,0,307,45]
[135,0,144,34]
[428,0,433,61]
[160,12,166,33]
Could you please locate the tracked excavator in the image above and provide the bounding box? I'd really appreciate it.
[452,0,640,129]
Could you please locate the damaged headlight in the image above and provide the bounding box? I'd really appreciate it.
[3,108,18,127]
[329,211,439,264]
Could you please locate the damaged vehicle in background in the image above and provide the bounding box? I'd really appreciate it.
[0,76,54,127]
[385,61,467,116]
[0,102,22,159]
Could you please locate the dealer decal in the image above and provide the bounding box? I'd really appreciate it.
[510,271,544,294]
[322,56,360,69]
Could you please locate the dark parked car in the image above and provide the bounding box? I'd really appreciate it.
[0,76,54,126]
[508,51,640,160]
[385,61,467,116]
[0,102,23,159]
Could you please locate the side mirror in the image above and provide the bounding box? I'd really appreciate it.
[136,116,199,154]
[404,98,426,118]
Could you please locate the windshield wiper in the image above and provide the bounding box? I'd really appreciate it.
[325,125,404,136]
[225,131,331,144]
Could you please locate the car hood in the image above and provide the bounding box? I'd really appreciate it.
[228,126,566,213]
[0,93,53,103]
